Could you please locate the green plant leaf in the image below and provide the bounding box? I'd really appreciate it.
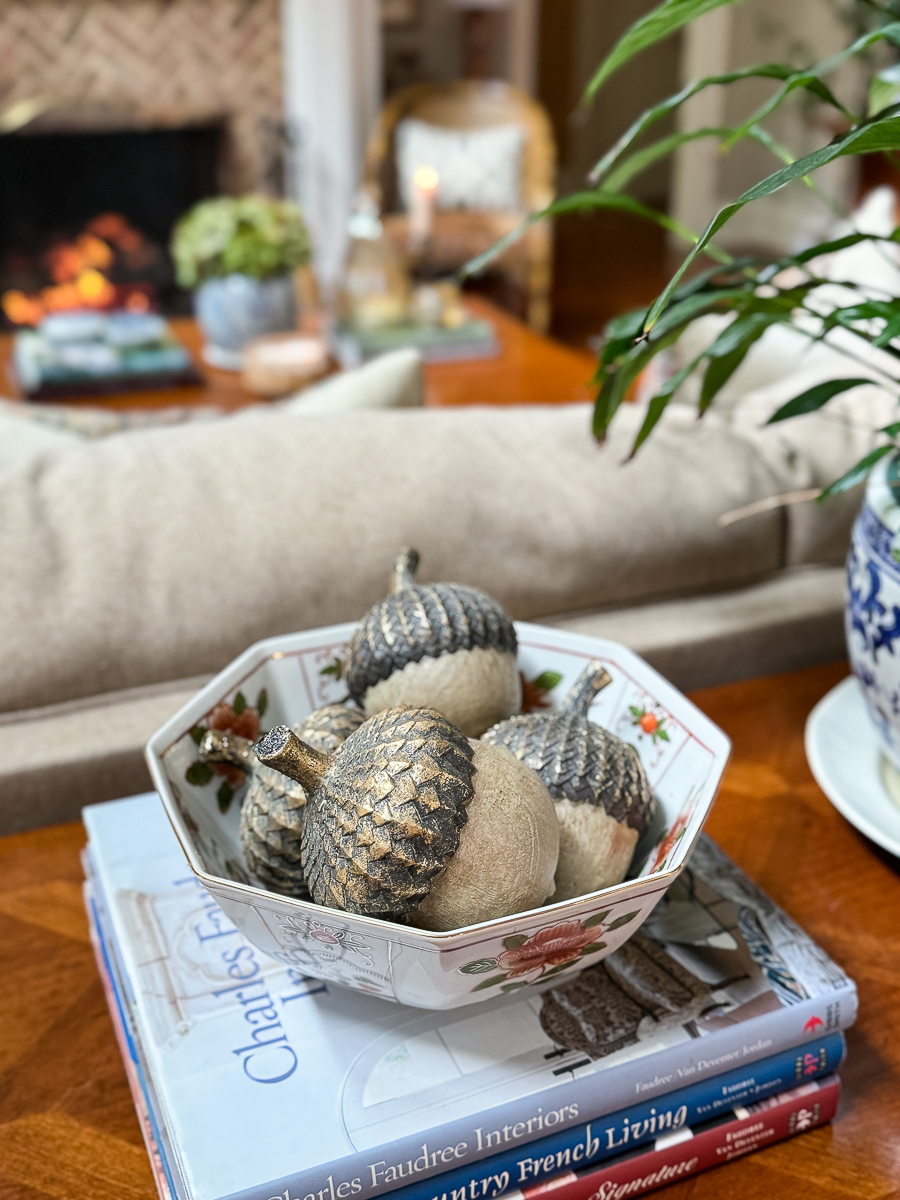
[471,974,509,991]
[626,354,706,458]
[321,657,344,680]
[589,63,823,187]
[217,781,234,813]
[459,957,499,975]
[185,761,213,787]
[503,934,528,950]
[582,0,745,103]
[583,910,612,928]
[256,688,268,717]
[606,911,641,931]
[698,311,789,413]
[658,729,671,742]
[724,23,900,150]
[189,726,205,745]
[874,313,900,348]
[593,322,697,443]
[233,692,246,715]
[602,124,794,195]
[819,444,896,499]
[533,671,563,691]
[461,190,724,284]
[766,378,873,424]
[643,105,900,335]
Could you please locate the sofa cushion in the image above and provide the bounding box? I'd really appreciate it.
[0,398,799,714]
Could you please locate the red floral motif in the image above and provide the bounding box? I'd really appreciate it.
[310,930,340,945]
[647,806,692,873]
[208,702,261,786]
[497,921,601,977]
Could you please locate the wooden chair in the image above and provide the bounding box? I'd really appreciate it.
[362,80,556,332]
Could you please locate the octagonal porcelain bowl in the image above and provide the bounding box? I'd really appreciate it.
[145,622,730,1010]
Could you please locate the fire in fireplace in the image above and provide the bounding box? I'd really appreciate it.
[0,121,223,327]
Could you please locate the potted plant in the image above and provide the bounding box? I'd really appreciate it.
[467,0,900,766]
[172,195,310,369]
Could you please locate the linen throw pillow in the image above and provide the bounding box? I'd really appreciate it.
[395,119,524,212]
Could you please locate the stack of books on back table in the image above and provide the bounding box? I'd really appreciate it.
[83,794,856,1200]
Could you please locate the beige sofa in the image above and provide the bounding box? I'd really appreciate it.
[1,341,882,835]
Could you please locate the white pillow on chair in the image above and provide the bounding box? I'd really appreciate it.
[396,118,524,212]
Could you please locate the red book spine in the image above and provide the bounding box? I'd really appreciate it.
[518,1077,840,1200]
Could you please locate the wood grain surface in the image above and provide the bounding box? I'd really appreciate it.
[1,660,898,1199]
[0,296,596,413]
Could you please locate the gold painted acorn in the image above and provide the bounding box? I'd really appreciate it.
[482,661,654,901]
[200,703,365,898]
[343,548,522,737]
[255,705,559,930]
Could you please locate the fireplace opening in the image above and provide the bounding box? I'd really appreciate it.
[0,121,223,325]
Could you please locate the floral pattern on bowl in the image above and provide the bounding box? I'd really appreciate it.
[146,622,730,1009]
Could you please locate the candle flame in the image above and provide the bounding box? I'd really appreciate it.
[413,164,439,192]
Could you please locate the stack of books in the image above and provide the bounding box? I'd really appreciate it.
[83,794,856,1200]
[14,310,200,399]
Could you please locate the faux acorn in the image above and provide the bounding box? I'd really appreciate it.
[199,703,365,898]
[255,705,559,930]
[343,548,522,737]
[482,661,654,901]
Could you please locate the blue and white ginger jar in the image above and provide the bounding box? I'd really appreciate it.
[194,272,296,370]
[847,450,900,767]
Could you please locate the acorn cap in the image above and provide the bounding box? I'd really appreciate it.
[256,706,475,916]
[344,548,517,704]
[298,703,367,754]
[482,661,654,833]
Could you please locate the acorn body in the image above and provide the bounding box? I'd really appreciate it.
[256,707,560,929]
[409,740,559,932]
[200,704,365,898]
[344,548,521,737]
[483,662,654,901]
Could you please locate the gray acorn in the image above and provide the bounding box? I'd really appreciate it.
[255,706,474,917]
[200,704,365,898]
[343,548,522,737]
[482,661,655,901]
[256,707,559,929]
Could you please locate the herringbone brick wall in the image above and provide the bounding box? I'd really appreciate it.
[0,0,284,192]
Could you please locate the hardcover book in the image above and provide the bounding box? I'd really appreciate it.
[88,902,840,1200]
[515,1076,841,1200]
[83,794,857,1200]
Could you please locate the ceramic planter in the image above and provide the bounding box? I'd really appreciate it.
[194,272,296,370]
[846,450,900,767]
[145,622,730,1010]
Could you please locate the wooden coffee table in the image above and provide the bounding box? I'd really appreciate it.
[1,660,897,1199]
[0,296,597,412]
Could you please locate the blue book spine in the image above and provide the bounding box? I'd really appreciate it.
[383,1033,845,1200]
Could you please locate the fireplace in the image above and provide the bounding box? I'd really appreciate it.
[0,0,286,323]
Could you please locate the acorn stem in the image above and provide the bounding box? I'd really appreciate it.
[390,546,420,594]
[255,726,330,790]
[199,728,255,772]
[564,661,613,717]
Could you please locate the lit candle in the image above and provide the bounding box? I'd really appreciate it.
[408,164,439,253]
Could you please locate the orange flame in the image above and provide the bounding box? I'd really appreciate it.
[1,213,149,326]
